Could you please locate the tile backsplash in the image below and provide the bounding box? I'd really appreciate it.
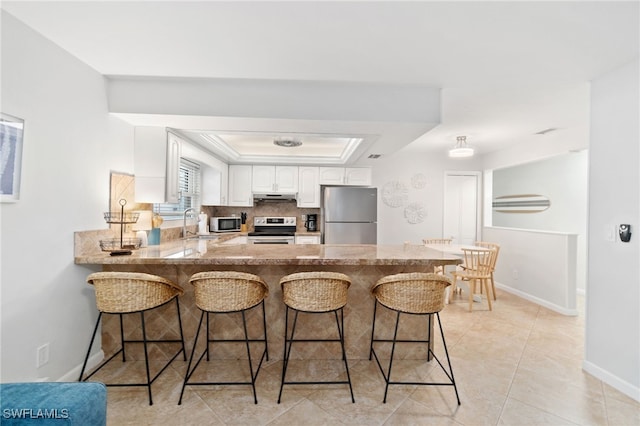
[202,201,320,232]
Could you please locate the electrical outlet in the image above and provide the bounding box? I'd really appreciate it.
[512,269,519,280]
[37,343,50,368]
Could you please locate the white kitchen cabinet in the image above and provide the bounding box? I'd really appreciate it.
[134,127,182,203]
[295,235,321,244]
[201,163,229,206]
[252,165,298,193]
[297,166,320,208]
[220,236,248,245]
[228,165,253,206]
[318,167,345,185]
[318,167,372,186]
[165,132,182,203]
[344,167,372,186]
[181,140,229,206]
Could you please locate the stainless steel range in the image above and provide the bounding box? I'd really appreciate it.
[247,216,296,244]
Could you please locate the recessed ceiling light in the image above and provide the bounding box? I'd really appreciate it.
[273,138,302,148]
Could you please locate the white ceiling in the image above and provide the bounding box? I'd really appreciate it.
[3,1,638,163]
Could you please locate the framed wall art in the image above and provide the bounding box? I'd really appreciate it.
[0,113,25,202]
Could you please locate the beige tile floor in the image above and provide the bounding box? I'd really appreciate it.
[95,290,640,425]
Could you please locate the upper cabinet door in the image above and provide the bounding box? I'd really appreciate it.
[228,165,253,206]
[134,126,170,203]
[318,167,346,185]
[297,166,320,208]
[344,167,372,186]
[275,166,298,193]
[201,163,229,206]
[319,167,372,186]
[165,132,182,204]
[252,165,298,193]
[252,165,276,192]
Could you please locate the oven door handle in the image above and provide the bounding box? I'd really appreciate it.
[252,241,291,244]
[248,237,295,244]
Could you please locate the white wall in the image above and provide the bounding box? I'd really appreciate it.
[372,148,483,244]
[483,226,577,315]
[0,12,133,381]
[584,58,639,401]
[492,151,588,290]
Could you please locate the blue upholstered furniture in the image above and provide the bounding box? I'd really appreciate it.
[0,382,106,425]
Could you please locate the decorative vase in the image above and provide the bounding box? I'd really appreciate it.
[148,228,161,245]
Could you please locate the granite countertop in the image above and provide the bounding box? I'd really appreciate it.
[74,239,462,266]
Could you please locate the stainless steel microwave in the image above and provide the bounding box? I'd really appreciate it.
[210,216,242,232]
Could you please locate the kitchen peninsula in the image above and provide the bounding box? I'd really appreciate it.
[74,237,462,361]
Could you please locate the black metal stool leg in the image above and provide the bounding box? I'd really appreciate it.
[206,311,211,362]
[383,311,402,404]
[335,308,355,403]
[78,313,102,381]
[261,300,269,362]
[427,313,433,361]
[175,298,187,361]
[140,311,153,405]
[278,307,298,404]
[178,310,206,405]
[369,300,378,361]
[240,310,258,404]
[119,314,126,362]
[436,312,461,405]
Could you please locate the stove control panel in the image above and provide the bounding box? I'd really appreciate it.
[253,216,297,226]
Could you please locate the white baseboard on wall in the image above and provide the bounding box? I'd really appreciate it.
[583,359,640,403]
[58,350,105,382]
[495,282,579,316]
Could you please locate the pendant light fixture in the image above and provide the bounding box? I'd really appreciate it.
[448,135,474,158]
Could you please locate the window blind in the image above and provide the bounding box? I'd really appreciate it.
[154,158,201,219]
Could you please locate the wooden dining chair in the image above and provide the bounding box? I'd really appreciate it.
[422,238,453,274]
[449,247,496,311]
[422,238,453,245]
[474,241,500,300]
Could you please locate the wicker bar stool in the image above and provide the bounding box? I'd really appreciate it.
[369,272,460,404]
[278,272,355,403]
[178,271,269,405]
[79,272,186,405]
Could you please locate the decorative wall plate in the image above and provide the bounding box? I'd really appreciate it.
[411,173,427,189]
[404,202,426,224]
[382,180,408,208]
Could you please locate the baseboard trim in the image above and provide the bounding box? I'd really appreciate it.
[57,350,105,382]
[495,283,578,316]
[583,359,640,402]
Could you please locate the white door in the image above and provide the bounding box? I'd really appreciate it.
[443,173,480,244]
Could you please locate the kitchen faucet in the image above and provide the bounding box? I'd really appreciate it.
[182,208,197,238]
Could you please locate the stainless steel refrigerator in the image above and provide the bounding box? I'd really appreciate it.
[322,186,377,244]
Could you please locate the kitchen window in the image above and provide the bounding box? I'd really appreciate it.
[154,158,201,220]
